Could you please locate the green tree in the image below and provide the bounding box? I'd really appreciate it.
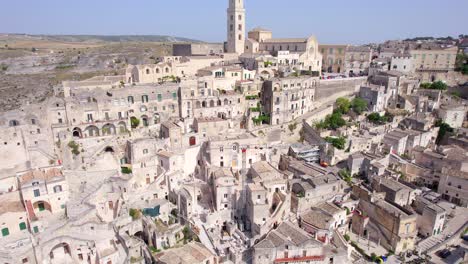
[420,82,432,89]
[351,98,368,114]
[430,81,447,90]
[130,117,140,129]
[325,136,346,150]
[336,97,351,114]
[288,122,298,133]
[327,112,346,129]
[435,120,453,145]
[338,169,353,185]
[367,112,388,124]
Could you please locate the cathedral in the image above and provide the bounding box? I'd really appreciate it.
[226,0,322,73]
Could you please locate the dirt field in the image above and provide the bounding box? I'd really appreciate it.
[0,35,174,111]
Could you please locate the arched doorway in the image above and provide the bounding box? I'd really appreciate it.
[117,121,127,134]
[72,128,82,138]
[33,201,52,212]
[102,124,116,136]
[104,146,114,153]
[49,242,71,260]
[85,125,100,137]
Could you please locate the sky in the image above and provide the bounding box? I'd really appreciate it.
[0,0,466,44]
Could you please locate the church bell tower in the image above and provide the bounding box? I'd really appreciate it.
[227,0,245,54]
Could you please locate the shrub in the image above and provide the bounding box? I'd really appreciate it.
[245,95,259,100]
[336,97,351,114]
[325,136,346,150]
[344,234,350,241]
[68,141,80,155]
[130,117,140,129]
[129,208,141,220]
[435,120,453,145]
[367,112,389,124]
[351,97,368,114]
[288,122,298,132]
[121,167,132,174]
[421,81,447,90]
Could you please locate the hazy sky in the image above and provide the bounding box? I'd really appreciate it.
[0,0,466,44]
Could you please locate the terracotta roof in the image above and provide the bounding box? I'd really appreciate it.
[19,168,63,185]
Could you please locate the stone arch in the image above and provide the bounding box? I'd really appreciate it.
[84,125,100,137]
[196,101,201,108]
[217,99,222,106]
[48,242,72,261]
[223,98,229,105]
[104,146,114,153]
[72,127,83,138]
[33,200,52,213]
[202,101,207,108]
[117,121,127,134]
[102,123,116,136]
[209,100,215,107]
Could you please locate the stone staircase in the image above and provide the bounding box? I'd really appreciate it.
[417,235,444,254]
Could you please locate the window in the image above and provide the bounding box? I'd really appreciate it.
[143,149,148,154]
[157,94,162,102]
[33,189,40,197]
[33,226,39,233]
[146,69,150,74]
[19,222,27,230]
[31,119,36,125]
[1,228,9,237]
[142,95,149,103]
[87,113,93,122]
[53,185,62,193]
[22,258,28,263]
[172,92,177,100]
[128,96,134,104]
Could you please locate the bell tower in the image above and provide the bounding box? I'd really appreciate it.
[227,0,245,54]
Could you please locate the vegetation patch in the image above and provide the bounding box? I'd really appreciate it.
[325,136,346,150]
[67,141,80,155]
[315,112,346,130]
[420,81,447,90]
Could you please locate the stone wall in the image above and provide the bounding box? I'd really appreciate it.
[315,77,367,101]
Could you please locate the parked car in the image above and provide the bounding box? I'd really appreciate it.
[437,249,451,259]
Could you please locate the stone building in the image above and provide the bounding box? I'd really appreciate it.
[438,168,468,207]
[438,104,467,128]
[352,186,417,253]
[359,85,388,112]
[18,167,69,222]
[409,45,458,82]
[319,44,348,73]
[413,196,446,237]
[155,242,216,264]
[371,176,416,206]
[262,76,318,125]
[253,221,347,264]
[245,27,322,73]
[344,46,372,76]
[300,202,346,244]
[172,43,224,56]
